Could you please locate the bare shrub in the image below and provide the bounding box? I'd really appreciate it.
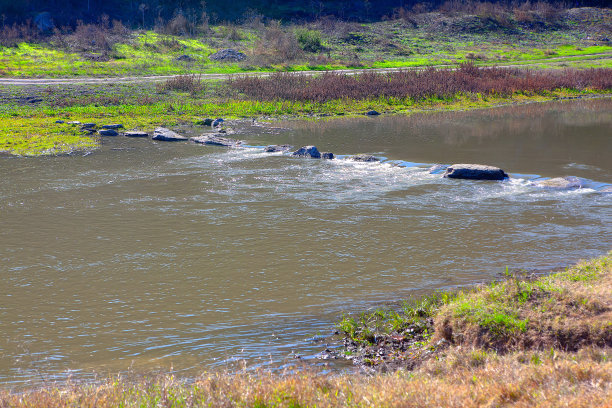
[0,20,40,47]
[250,22,303,65]
[156,74,204,94]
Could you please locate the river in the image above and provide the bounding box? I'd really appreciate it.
[0,98,610,386]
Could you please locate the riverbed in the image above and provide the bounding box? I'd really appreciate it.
[0,98,610,386]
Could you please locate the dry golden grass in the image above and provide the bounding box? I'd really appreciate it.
[2,253,610,407]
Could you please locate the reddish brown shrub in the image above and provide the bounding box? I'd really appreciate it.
[228,65,612,103]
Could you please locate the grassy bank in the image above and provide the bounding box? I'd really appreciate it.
[1,253,610,407]
[1,65,611,156]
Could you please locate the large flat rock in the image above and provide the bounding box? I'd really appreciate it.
[152,127,188,141]
[443,164,508,180]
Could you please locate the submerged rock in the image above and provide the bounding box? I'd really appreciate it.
[124,131,149,138]
[350,154,380,162]
[443,164,508,180]
[321,152,335,160]
[189,134,242,147]
[292,146,321,159]
[98,129,119,136]
[428,164,448,174]
[599,186,612,193]
[152,127,188,141]
[535,176,582,190]
[264,144,294,153]
[102,124,124,130]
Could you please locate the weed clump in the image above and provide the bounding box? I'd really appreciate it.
[156,74,204,94]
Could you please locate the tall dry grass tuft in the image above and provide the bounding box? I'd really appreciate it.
[229,65,612,103]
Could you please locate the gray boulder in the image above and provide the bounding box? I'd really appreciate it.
[189,134,242,147]
[443,164,509,180]
[322,152,335,160]
[68,121,81,125]
[102,124,124,130]
[209,49,247,62]
[292,146,321,159]
[212,118,224,128]
[350,154,380,162]
[535,176,582,190]
[98,129,119,136]
[152,127,188,141]
[124,131,149,138]
[264,144,294,153]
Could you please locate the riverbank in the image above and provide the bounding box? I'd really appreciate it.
[1,65,611,156]
[1,253,610,407]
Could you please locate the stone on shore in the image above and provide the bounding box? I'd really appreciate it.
[212,118,224,128]
[55,120,65,124]
[98,129,119,136]
[535,176,582,190]
[366,110,380,116]
[350,154,380,162]
[81,123,97,129]
[322,152,335,160]
[195,118,214,126]
[102,124,124,130]
[124,131,149,138]
[264,144,294,153]
[292,146,321,159]
[443,164,509,180]
[152,127,188,141]
[189,134,242,147]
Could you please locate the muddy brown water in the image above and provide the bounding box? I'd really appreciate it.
[0,99,610,386]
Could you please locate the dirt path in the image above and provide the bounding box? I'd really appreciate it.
[0,53,609,86]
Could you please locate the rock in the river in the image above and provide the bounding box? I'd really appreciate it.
[102,124,124,130]
[599,185,612,193]
[152,127,188,141]
[98,129,119,136]
[428,164,448,174]
[321,152,335,160]
[209,49,247,62]
[350,154,380,162]
[292,145,321,159]
[264,144,294,153]
[124,130,149,138]
[443,164,508,180]
[212,118,224,128]
[189,134,242,147]
[366,110,380,116]
[535,176,582,190]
